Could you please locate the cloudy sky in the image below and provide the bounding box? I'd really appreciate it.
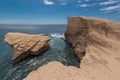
[0,0,120,24]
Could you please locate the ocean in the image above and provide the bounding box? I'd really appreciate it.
[0,24,79,80]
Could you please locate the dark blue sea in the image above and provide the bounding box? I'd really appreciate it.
[0,24,79,80]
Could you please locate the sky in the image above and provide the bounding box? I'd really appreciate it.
[0,0,120,24]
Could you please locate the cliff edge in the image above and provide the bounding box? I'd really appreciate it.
[24,16,120,80]
[65,16,120,61]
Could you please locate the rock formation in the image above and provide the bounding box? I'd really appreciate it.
[24,16,120,80]
[4,32,50,64]
[65,16,120,61]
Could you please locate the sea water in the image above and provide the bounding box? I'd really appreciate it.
[0,24,79,80]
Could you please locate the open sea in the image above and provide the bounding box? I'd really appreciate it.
[0,24,79,80]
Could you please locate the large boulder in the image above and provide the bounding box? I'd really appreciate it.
[65,16,120,61]
[4,32,50,64]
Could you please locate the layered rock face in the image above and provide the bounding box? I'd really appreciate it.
[4,32,50,64]
[24,17,120,80]
[65,16,120,60]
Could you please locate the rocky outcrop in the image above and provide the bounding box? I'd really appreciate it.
[24,17,120,80]
[24,16,120,80]
[65,16,120,61]
[4,32,50,64]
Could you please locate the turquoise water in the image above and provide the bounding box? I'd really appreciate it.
[0,24,79,80]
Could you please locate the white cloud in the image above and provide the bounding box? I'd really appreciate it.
[80,4,90,7]
[60,0,68,5]
[101,4,120,11]
[100,0,119,5]
[44,0,54,5]
[59,0,68,5]
[76,0,120,13]
[78,0,81,3]
[80,3,96,7]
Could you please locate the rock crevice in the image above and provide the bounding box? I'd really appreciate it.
[24,16,120,80]
[65,16,120,61]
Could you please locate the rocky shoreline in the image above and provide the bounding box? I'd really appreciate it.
[24,16,120,80]
[3,16,120,80]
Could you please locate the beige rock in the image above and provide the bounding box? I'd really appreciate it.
[65,16,120,60]
[24,16,120,80]
[4,32,50,64]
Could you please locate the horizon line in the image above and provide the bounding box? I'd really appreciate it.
[0,23,67,25]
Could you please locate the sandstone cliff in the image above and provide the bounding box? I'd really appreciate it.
[24,16,120,80]
[4,32,50,64]
[65,16,120,60]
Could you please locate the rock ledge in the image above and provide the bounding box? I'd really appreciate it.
[4,32,50,64]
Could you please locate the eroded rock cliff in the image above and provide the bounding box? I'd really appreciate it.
[24,16,120,80]
[4,32,50,64]
[65,16,120,61]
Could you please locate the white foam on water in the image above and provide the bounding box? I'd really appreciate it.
[51,33,64,38]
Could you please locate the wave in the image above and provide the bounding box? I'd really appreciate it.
[50,33,64,38]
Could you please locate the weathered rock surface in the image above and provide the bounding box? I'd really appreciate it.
[65,16,120,60]
[4,32,50,64]
[24,16,120,80]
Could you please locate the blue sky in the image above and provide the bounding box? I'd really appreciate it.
[0,0,120,24]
